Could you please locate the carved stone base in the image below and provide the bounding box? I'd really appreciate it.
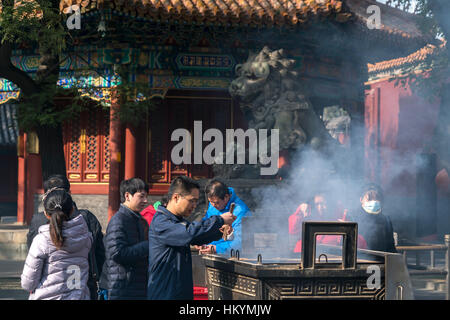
[206,266,386,300]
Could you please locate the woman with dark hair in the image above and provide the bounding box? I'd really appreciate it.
[21,188,93,299]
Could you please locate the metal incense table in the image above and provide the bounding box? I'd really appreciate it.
[202,221,414,300]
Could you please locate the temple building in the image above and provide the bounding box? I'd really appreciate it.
[0,0,431,229]
[365,42,449,239]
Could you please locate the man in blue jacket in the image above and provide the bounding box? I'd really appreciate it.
[147,176,236,300]
[200,179,251,255]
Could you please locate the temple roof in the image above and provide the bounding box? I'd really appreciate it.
[367,41,445,77]
[62,0,352,26]
[345,0,426,40]
[59,0,430,41]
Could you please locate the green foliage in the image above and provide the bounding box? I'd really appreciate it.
[14,64,160,131]
[388,0,448,101]
[392,44,448,102]
[114,83,161,127]
[0,0,66,55]
[412,0,443,39]
[386,0,442,39]
[2,2,157,130]
[0,1,40,43]
[111,64,161,126]
[16,86,87,130]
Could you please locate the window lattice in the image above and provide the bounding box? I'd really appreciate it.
[104,112,110,171]
[69,120,81,171]
[87,111,97,170]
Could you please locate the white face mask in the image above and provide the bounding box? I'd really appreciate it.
[362,201,381,214]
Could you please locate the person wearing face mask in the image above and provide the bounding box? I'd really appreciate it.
[347,183,397,253]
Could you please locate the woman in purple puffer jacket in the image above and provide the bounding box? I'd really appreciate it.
[21,188,93,300]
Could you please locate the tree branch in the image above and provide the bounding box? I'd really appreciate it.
[0,42,40,96]
[429,0,450,54]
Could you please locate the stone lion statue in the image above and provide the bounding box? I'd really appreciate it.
[212,47,341,178]
[229,46,336,152]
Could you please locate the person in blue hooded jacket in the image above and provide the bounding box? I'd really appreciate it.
[147,176,236,300]
[199,179,251,255]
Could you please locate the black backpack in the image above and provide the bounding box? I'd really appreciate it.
[78,210,101,299]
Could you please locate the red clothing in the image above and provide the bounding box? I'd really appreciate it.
[289,205,346,236]
[289,204,367,253]
[288,206,304,235]
[141,205,156,227]
[293,235,367,253]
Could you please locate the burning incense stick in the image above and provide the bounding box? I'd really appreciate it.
[222,203,236,240]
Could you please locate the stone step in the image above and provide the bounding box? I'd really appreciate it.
[0,260,25,278]
[411,276,447,292]
[0,244,27,261]
[0,226,28,261]
[411,276,447,300]
[413,288,446,300]
[425,281,446,292]
[0,217,17,224]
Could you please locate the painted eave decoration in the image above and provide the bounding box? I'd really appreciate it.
[0,104,18,147]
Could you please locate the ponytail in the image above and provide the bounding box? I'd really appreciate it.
[42,188,73,249]
[49,210,69,249]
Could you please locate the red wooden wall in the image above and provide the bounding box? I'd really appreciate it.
[365,78,441,196]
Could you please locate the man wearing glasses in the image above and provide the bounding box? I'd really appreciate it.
[147,176,236,300]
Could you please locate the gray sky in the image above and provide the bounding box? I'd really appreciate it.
[376,0,418,12]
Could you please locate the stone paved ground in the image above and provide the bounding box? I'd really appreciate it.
[0,260,27,300]
[0,278,28,300]
[0,260,447,300]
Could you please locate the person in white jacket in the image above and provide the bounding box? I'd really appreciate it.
[21,188,93,300]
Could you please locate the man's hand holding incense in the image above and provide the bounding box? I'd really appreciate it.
[220,212,236,225]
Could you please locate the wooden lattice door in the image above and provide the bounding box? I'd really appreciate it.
[148,96,232,184]
[63,108,110,183]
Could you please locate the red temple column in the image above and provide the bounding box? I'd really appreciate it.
[107,94,123,221]
[124,124,136,180]
[25,136,42,224]
[26,155,42,223]
[16,132,26,224]
[17,131,43,224]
